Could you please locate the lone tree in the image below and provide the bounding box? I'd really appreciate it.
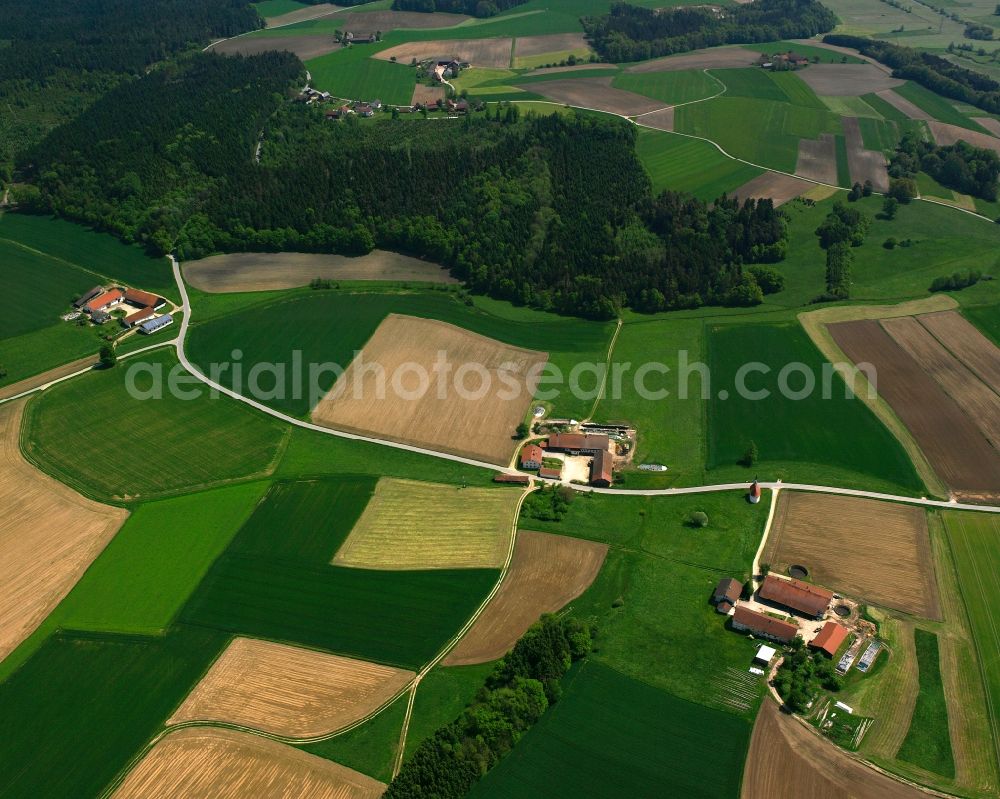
[515,422,530,439]
[690,511,709,528]
[742,440,759,467]
[98,345,116,369]
[882,196,899,220]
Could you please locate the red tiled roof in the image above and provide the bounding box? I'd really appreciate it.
[716,601,733,614]
[493,473,529,484]
[538,466,561,479]
[750,480,761,498]
[520,444,543,466]
[547,432,609,452]
[85,288,123,311]
[124,288,160,307]
[590,449,613,485]
[759,574,833,617]
[809,621,849,656]
[714,577,742,604]
[124,306,155,326]
[733,605,799,642]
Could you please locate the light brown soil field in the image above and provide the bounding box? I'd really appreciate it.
[334,10,470,35]
[732,171,811,207]
[829,319,1000,498]
[0,355,96,400]
[169,637,413,737]
[882,316,1000,449]
[333,478,517,570]
[842,116,889,192]
[787,39,894,75]
[532,77,664,116]
[210,35,340,61]
[182,251,456,293]
[625,46,760,73]
[264,3,342,28]
[928,120,1000,155]
[796,64,903,96]
[762,492,939,618]
[411,83,445,106]
[374,38,513,69]
[113,727,385,799]
[975,117,1000,137]
[741,701,925,799]
[637,107,675,131]
[514,33,588,59]
[0,400,127,662]
[443,531,607,665]
[312,314,547,465]
[795,133,837,184]
[875,89,932,120]
[918,311,1000,394]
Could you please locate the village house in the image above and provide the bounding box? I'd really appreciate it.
[712,577,743,614]
[758,574,833,619]
[809,621,849,657]
[520,444,543,470]
[356,103,374,117]
[732,605,799,643]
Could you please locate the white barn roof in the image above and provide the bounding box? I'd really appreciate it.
[754,644,777,663]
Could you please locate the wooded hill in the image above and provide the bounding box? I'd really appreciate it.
[391,0,530,15]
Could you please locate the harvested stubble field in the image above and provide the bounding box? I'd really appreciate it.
[842,116,889,192]
[919,311,1000,394]
[209,34,340,60]
[169,637,413,737]
[263,2,342,28]
[0,400,127,662]
[113,727,385,799]
[883,316,1000,450]
[762,492,939,618]
[411,83,445,106]
[312,314,547,465]
[795,133,837,185]
[830,320,1000,499]
[625,46,759,73]
[444,531,607,666]
[331,10,469,35]
[796,64,903,96]
[333,478,518,570]
[732,171,811,207]
[514,32,588,58]
[374,38,513,69]
[741,701,926,799]
[532,77,665,115]
[183,250,456,293]
[928,120,1000,155]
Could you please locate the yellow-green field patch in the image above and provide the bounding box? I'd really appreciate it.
[332,478,519,570]
[819,95,884,119]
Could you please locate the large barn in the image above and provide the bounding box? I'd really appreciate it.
[758,574,833,619]
[731,606,799,643]
[546,432,610,455]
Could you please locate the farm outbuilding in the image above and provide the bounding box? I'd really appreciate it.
[546,432,609,455]
[758,574,832,619]
[809,621,849,657]
[139,314,174,335]
[84,288,123,314]
[589,449,613,487]
[73,286,104,309]
[713,577,742,607]
[754,644,777,665]
[493,473,529,485]
[122,306,156,328]
[731,605,799,643]
[538,466,561,480]
[124,288,165,309]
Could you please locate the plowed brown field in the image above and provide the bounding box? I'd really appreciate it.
[168,637,414,737]
[264,3,341,28]
[797,64,903,96]
[625,47,760,73]
[113,727,385,799]
[210,35,340,61]
[918,311,1000,393]
[795,134,837,184]
[443,531,607,665]
[874,90,931,120]
[374,38,512,69]
[514,33,588,59]
[928,121,1000,155]
[311,314,547,465]
[763,492,939,618]
[742,701,925,799]
[882,316,1000,449]
[843,116,889,192]
[830,320,1000,498]
[732,172,811,206]
[0,400,127,662]
[183,251,455,293]
[532,77,664,116]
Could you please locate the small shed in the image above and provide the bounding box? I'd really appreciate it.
[754,644,777,665]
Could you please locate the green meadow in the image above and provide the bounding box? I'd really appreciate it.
[897,629,955,778]
[306,43,415,105]
[612,70,720,105]
[252,0,306,17]
[892,83,989,133]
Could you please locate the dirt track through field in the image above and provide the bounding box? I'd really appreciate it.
[830,319,1000,499]
[374,38,513,69]
[874,90,932,120]
[741,701,926,799]
[333,478,516,570]
[918,311,1000,394]
[732,171,811,206]
[795,134,837,184]
[532,77,664,116]
[762,492,939,618]
[0,400,127,662]
[183,251,455,293]
[312,314,547,465]
[169,637,414,737]
[443,531,607,665]
[0,355,96,400]
[209,35,340,61]
[514,33,588,59]
[113,727,385,799]
[928,120,1000,155]
[882,316,1000,449]
[797,64,903,96]
[843,116,889,192]
[625,46,760,73]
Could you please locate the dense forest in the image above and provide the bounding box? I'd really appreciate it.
[583,0,837,63]
[889,131,1000,201]
[823,34,1000,115]
[385,615,594,799]
[392,0,529,15]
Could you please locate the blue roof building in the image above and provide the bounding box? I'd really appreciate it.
[139,314,174,335]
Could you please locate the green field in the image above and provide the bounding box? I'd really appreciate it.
[23,349,287,501]
[768,71,827,109]
[612,70,720,105]
[706,322,924,491]
[861,92,913,124]
[634,128,763,201]
[302,693,409,782]
[893,83,990,133]
[253,0,306,17]
[942,512,1000,767]
[834,132,851,187]
[0,213,175,300]
[187,289,613,419]
[0,627,224,799]
[711,68,789,102]
[820,94,882,119]
[469,661,752,799]
[963,304,1000,344]
[676,97,840,172]
[306,44,415,105]
[857,116,901,151]
[897,629,955,778]
[404,662,498,760]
